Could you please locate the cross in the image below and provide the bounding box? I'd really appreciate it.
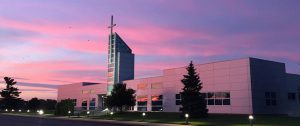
[108,15,116,35]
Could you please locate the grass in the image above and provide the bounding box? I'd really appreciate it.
[89,112,300,126]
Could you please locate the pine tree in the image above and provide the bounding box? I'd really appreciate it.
[105,83,136,112]
[180,61,208,118]
[0,77,22,109]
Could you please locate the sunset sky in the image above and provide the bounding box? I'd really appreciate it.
[1,0,300,100]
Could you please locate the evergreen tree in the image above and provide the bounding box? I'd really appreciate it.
[180,61,208,118]
[54,99,74,116]
[0,77,21,109]
[105,83,136,112]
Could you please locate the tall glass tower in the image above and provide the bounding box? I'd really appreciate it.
[107,16,134,94]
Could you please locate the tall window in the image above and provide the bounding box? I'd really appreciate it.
[151,82,163,89]
[151,95,163,111]
[137,95,147,111]
[82,100,87,110]
[89,98,96,110]
[265,92,276,106]
[175,94,181,105]
[203,92,230,105]
[288,93,296,101]
[137,84,148,90]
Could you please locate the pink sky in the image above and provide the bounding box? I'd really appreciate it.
[0,0,300,100]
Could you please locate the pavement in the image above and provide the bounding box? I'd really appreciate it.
[0,113,184,126]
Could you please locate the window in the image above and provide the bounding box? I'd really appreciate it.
[151,95,163,111]
[203,92,230,106]
[151,82,163,89]
[288,93,296,101]
[89,98,96,110]
[137,95,147,111]
[265,92,276,106]
[175,94,181,105]
[137,84,148,90]
[90,90,95,94]
[82,90,89,94]
[82,100,87,110]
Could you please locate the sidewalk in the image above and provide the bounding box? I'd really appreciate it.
[1,113,184,126]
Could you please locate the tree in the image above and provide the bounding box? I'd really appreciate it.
[180,61,208,118]
[54,99,74,116]
[0,77,21,109]
[105,83,136,112]
[27,98,40,110]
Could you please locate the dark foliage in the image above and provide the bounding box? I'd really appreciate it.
[0,77,22,109]
[54,99,74,116]
[105,83,136,112]
[27,98,57,110]
[180,61,208,118]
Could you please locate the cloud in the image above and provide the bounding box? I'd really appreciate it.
[17,82,58,89]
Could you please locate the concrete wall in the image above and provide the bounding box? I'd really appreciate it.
[125,58,253,114]
[249,58,286,114]
[57,82,107,109]
[285,73,300,117]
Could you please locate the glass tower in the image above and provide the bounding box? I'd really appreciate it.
[107,32,134,94]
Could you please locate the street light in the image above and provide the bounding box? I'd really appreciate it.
[38,110,44,115]
[110,112,114,119]
[142,112,146,121]
[68,110,71,118]
[11,109,15,112]
[87,111,90,117]
[185,113,189,125]
[27,110,30,113]
[249,115,254,126]
[5,109,8,112]
[18,110,22,112]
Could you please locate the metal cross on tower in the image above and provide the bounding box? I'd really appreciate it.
[108,15,116,35]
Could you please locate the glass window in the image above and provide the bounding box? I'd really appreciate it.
[265,92,276,106]
[175,94,181,105]
[137,95,147,111]
[151,82,163,89]
[137,84,148,90]
[82,90,89,94]
[203,92,230,106]
[223,99,230,105]
[82,100,87,110]
[89,98,96,110]
[151,95,163,111]
[288,93,296,101]
[215,99,222,105]
[176,94,181,99]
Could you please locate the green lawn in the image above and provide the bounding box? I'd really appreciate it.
[90,112,300,126]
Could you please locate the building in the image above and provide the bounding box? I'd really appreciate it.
[57,16,300,116]
[57,57,300,116]
[107,33,134,93]
[124,58,297,115]
[107,16,134,94]
[57,82,107,110]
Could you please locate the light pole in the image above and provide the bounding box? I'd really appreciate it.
[68,110,71,118]
[185,113,189,125]
[110,111,114,120]
[38,110,44,115]
[18,109,22,112]
[27,110,30,113]
[87,111,90,118]
[142,112,146,121]
[249,115,254,126]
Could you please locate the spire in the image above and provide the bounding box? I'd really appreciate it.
[108,15,116,35]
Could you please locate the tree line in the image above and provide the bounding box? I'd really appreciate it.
[0,77,57,111]
[1,61,208,118]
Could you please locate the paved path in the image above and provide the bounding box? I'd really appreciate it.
[0,114,183,126]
